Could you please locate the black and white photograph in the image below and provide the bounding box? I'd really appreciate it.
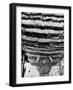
[9,3,71,87]
[21,12,64,77]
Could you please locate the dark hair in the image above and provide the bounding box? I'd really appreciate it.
[22,50,29,62]
[22,50,25,55]
[25,55,29,62]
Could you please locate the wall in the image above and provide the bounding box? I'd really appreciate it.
[0,0,72,89]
